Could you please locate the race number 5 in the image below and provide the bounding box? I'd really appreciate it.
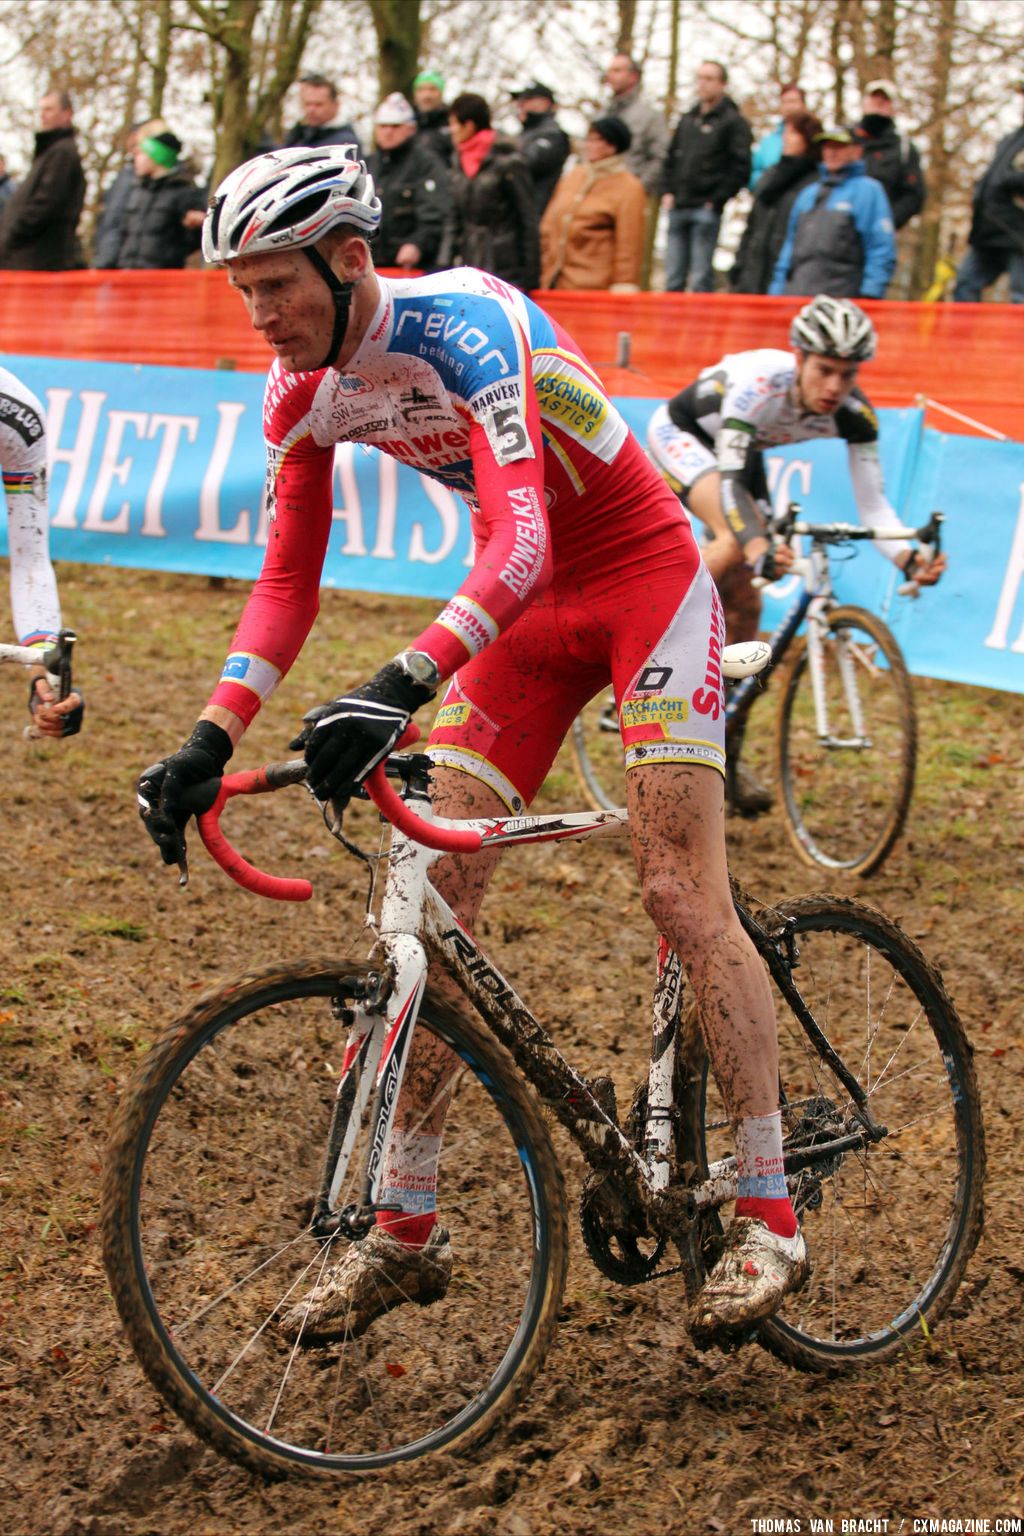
[491,405,529,457]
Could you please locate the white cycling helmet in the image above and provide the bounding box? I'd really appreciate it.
[789,295,877,362]
[202,145,381,263]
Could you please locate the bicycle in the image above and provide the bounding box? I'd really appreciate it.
[102,655,983,1480]
[572,508,944,878]
[0,628,77,737]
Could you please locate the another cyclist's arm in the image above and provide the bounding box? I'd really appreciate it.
[841,395,944,583]
[0,375,84,736]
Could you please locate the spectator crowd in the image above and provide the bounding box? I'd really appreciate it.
[0,58,1020,303]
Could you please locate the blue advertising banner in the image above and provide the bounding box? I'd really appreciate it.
[0,357,1020,693]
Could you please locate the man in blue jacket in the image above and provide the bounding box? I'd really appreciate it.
[769,123,896,298]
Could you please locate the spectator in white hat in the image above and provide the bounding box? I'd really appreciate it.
[367,94,449,272]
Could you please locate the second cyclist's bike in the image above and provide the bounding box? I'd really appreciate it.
[102,681,983,1480]
[572,508,943,877]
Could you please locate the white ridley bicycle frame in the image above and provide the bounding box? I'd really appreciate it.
[761,514,936,753]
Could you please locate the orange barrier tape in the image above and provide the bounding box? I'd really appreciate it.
[0,270,1021,439]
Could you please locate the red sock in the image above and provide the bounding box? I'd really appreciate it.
[376,1209,436,1248]
[735,1195,798,1238]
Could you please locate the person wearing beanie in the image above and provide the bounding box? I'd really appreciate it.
[540,116,647,290]
[413,69,451,163]
[368,94,449,271]
[511,80,570,214]
[112,127,207,270]
[0,89,85,270]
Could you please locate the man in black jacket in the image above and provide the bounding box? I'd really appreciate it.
[856,80,925,230]
[661,61,751,291]
[281,75,363,159]
[954,80,1024,303]
[511,81,570,215]
[0,90,85,270]
[367,94,448,272]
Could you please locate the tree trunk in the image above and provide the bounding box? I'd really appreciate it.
[367,0,422,99]
[909,0,958,297]
[150,0,173,119]
[616,0,637,55]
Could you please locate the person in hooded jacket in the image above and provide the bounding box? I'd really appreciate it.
[540,116,646,290]
[443,92,539,292]
[769,124,896,298]
[731,111,822,293]
[113,130,206,270]
[367,94,448,272]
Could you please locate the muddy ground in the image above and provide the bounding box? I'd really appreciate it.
[2,566,1022,1535]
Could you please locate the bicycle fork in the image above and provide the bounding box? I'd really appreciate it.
[311,935,429,1241]
[807,608,871,750]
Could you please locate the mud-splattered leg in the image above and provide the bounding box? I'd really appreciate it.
[626,760,779,1117]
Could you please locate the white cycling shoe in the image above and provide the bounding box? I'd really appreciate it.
[280,1223,453,1344]
[689,1217,809,1342]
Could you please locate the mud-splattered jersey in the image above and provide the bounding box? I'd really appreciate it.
[211,267,690,725]
[0,363,61,646]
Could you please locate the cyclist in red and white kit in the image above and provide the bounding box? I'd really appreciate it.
[0,361,83,737]
[137,146,809,1344]
[646,296,945,812]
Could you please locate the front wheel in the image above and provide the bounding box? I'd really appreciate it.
[102,960,568,1478]
[680,896,985,1370]
[775,605,916,876]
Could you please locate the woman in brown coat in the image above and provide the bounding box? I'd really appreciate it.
[540,116,647,290]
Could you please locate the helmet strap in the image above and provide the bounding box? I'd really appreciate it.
[305,245,354,369]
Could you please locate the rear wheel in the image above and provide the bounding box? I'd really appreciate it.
[102,960,568,1477]
[679,897,985,1368]
[775,605,916,876]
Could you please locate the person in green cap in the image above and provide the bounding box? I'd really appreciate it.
[112,129,207,270]
[413,69,451,163]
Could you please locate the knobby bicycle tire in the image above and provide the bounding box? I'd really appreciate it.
[775,605,917,876]
[102,959,568,1479]
[677,896,985,1370]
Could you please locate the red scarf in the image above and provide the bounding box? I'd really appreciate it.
[457,127,496,179]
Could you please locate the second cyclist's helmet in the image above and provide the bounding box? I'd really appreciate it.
[789,294,877,362]
[202,145,381,262]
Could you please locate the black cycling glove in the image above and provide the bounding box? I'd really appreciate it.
[137,720,234,867]
[292,661,436,807]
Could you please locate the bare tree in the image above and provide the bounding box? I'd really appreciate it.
[184,0,322,184]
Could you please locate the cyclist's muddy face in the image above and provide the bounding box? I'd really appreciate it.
[796,353,859,414]
[227,250,337,373]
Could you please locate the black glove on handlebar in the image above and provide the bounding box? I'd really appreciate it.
[292,662,436,808]
[137,720,234,867]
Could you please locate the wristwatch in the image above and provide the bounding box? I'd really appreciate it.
[393,649,441,691]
